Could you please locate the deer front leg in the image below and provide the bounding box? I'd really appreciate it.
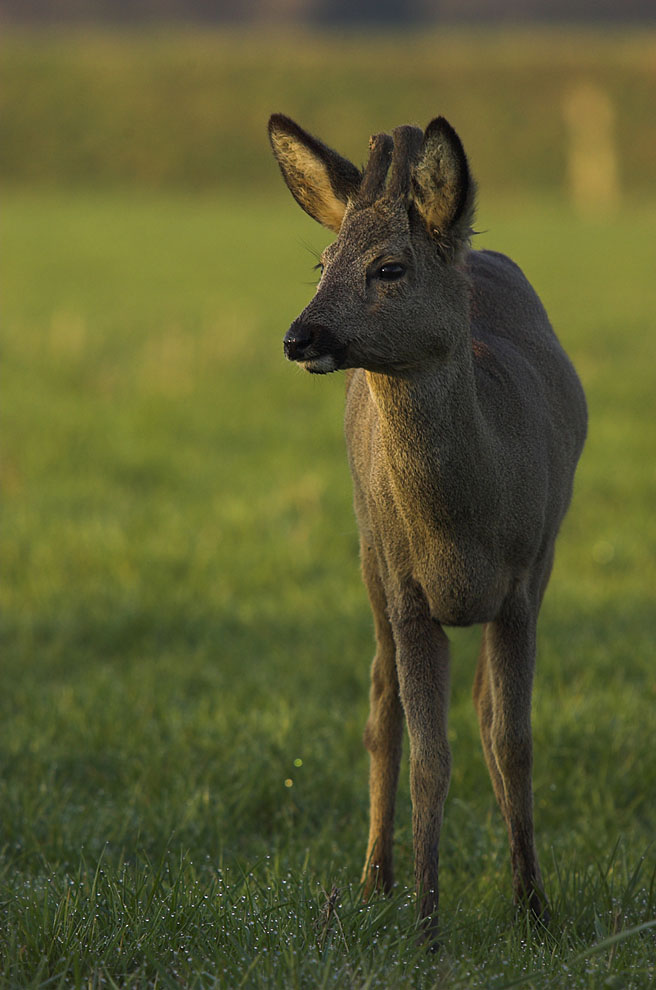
[361,546,403,898]
[393,591,451,940]
[482,592,548,920]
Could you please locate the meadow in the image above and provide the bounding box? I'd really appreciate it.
[1,27,656,989]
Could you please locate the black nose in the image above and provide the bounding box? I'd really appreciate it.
[283,323,313,361]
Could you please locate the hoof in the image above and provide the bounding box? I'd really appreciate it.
[515,888,551,928]
[361,863,393,901]
[416,913,440,952]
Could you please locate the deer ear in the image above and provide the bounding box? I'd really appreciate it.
[412,117,476,258]
[268,114,362,233]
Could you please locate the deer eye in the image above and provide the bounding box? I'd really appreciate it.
[377,263,406,281]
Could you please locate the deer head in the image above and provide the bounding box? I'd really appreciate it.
[268,114,477,376]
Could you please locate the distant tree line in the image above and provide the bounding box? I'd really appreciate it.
[1,0,654,24]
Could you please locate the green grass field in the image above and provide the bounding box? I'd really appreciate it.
[2,184,655,987]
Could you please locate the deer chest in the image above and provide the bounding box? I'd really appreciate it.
[351,456,509,627]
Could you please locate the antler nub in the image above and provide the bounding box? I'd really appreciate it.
[358,133,393,206]
[387,125,424,200]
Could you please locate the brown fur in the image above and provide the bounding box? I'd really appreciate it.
[268,113,587,941]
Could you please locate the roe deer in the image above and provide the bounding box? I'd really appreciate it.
[268,113,587,939]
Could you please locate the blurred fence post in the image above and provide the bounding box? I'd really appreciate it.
[563,81,620,217]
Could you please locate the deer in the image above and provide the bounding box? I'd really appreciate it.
[268,112,587,941]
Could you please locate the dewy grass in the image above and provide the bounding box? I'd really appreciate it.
[1,188,655,987]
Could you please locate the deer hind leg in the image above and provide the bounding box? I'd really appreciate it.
[478,592,548,920]
[473,629,508,818]
[361,546,404,898]
[393,589,451,939]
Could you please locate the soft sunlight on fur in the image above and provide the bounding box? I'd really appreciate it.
[270,112,587,945]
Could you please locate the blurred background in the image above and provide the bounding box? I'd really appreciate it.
[1,0,655,202]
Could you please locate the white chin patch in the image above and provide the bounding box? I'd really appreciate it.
[299,355,338,374]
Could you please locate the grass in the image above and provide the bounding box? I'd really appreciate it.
[1,185,655,987]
